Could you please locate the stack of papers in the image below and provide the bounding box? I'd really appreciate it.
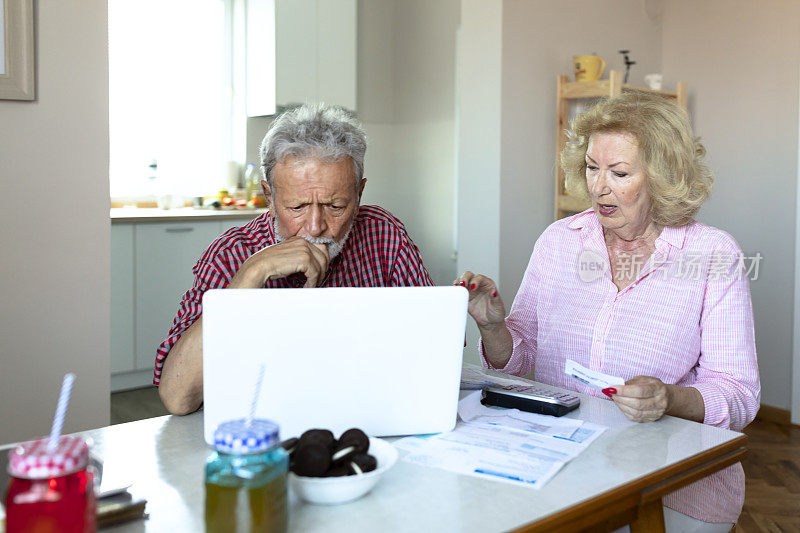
[457,391,585,439]
[398,365,609,490]
[460,364,528,390]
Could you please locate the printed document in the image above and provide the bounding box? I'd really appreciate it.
[397,423,568,489]
[565,359,625,391]
[398,416,607,490]
[457,391,582,440]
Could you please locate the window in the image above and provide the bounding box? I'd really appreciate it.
[108,0,234,199]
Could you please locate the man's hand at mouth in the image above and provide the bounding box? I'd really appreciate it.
[229,236,331,289]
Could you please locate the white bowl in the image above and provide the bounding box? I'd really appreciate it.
[289,437,398,505]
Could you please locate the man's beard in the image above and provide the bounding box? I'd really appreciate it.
[272,217,354,260]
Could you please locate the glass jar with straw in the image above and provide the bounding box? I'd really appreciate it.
[205,365,288,532]
[5,373,97,533]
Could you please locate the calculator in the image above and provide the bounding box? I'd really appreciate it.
[481,384,580,417]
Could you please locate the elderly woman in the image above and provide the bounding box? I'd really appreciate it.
[458,91,759,532]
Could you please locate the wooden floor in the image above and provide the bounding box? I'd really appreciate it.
[110,386,169,425]
[110,390,800,530]
[739,418,800,532]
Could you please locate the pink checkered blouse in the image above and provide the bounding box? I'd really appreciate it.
[154,205,433,385]
[481,209,760,524]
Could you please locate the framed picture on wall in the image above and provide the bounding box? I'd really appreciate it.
[0,0,34,100]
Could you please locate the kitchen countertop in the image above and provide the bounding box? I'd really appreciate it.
[110,207,268,223]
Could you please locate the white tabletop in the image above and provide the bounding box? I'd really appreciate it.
[77,379,745,532]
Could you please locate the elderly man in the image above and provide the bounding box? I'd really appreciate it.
[156,104,433,414]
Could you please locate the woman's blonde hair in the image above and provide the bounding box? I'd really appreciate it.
[560,90,713,227]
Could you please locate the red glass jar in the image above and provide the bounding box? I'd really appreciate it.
[5,435,96,533]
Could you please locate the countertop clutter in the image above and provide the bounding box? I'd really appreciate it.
[110,207,268,223]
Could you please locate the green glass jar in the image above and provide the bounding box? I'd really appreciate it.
[205,418,288,533]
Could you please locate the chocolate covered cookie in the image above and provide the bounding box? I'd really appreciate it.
[292,442,331,477]
[290,427,378,478]
[279,437,299,455]
[299,428,335,450]
[339,428,369,452]
[331,428,369,463]
[347,453,377,475]
[323,465,351,477]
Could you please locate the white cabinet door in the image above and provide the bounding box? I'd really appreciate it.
[218,216,260,235]
[316,0,357,110]
[111,225,135,373]
[275,0,356,110]
[135,221,221,371]
[276,0,317,107]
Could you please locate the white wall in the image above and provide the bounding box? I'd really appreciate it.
[357,0,395,125]
[661,0,800,411]
[0,0,111,443]
[794,60,800,424]
[360,0,460,286]
[498,0,663,314]
[456,0,504,363]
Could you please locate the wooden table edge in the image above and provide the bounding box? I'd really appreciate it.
[510,434,748,533]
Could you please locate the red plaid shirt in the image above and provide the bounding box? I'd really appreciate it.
[153,205,434,385]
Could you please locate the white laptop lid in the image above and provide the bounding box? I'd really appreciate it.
[202,286,468,444]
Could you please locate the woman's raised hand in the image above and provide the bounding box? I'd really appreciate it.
[454,271,506,329]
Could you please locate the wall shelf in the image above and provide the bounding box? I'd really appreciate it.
[554,70,687,220]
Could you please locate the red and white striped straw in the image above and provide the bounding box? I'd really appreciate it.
[48,373,76,452]
[246,364,266,428]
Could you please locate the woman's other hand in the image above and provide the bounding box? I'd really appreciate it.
[454,271,506,329]
[607,375,671,422]
[455,271,513,370]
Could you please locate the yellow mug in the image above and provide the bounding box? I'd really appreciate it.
[573,55,606,82]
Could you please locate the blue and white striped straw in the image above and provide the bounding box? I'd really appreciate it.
[246,364,266,428]
[48,373,76,452]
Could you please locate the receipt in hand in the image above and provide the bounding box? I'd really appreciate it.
[565,359,625,390]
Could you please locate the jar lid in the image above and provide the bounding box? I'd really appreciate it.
[214,419,279,454]
[8,435,90,479]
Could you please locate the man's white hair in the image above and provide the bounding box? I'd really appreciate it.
[259,103,367,191]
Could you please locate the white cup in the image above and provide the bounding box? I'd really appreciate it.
[157,194,173,210]
[644,73,663,90]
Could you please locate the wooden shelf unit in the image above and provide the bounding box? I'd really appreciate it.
[554,70,687,220]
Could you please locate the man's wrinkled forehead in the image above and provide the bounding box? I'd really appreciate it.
[277,150,349,167]
[272,156,358,193]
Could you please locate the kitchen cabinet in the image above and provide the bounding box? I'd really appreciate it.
[219,218,246,234]
[111,225,135,374]
[274,0,357,111]
[111,213,260,391]
[134,221,221,371]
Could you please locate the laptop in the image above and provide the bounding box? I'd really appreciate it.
[202,286,468,444]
